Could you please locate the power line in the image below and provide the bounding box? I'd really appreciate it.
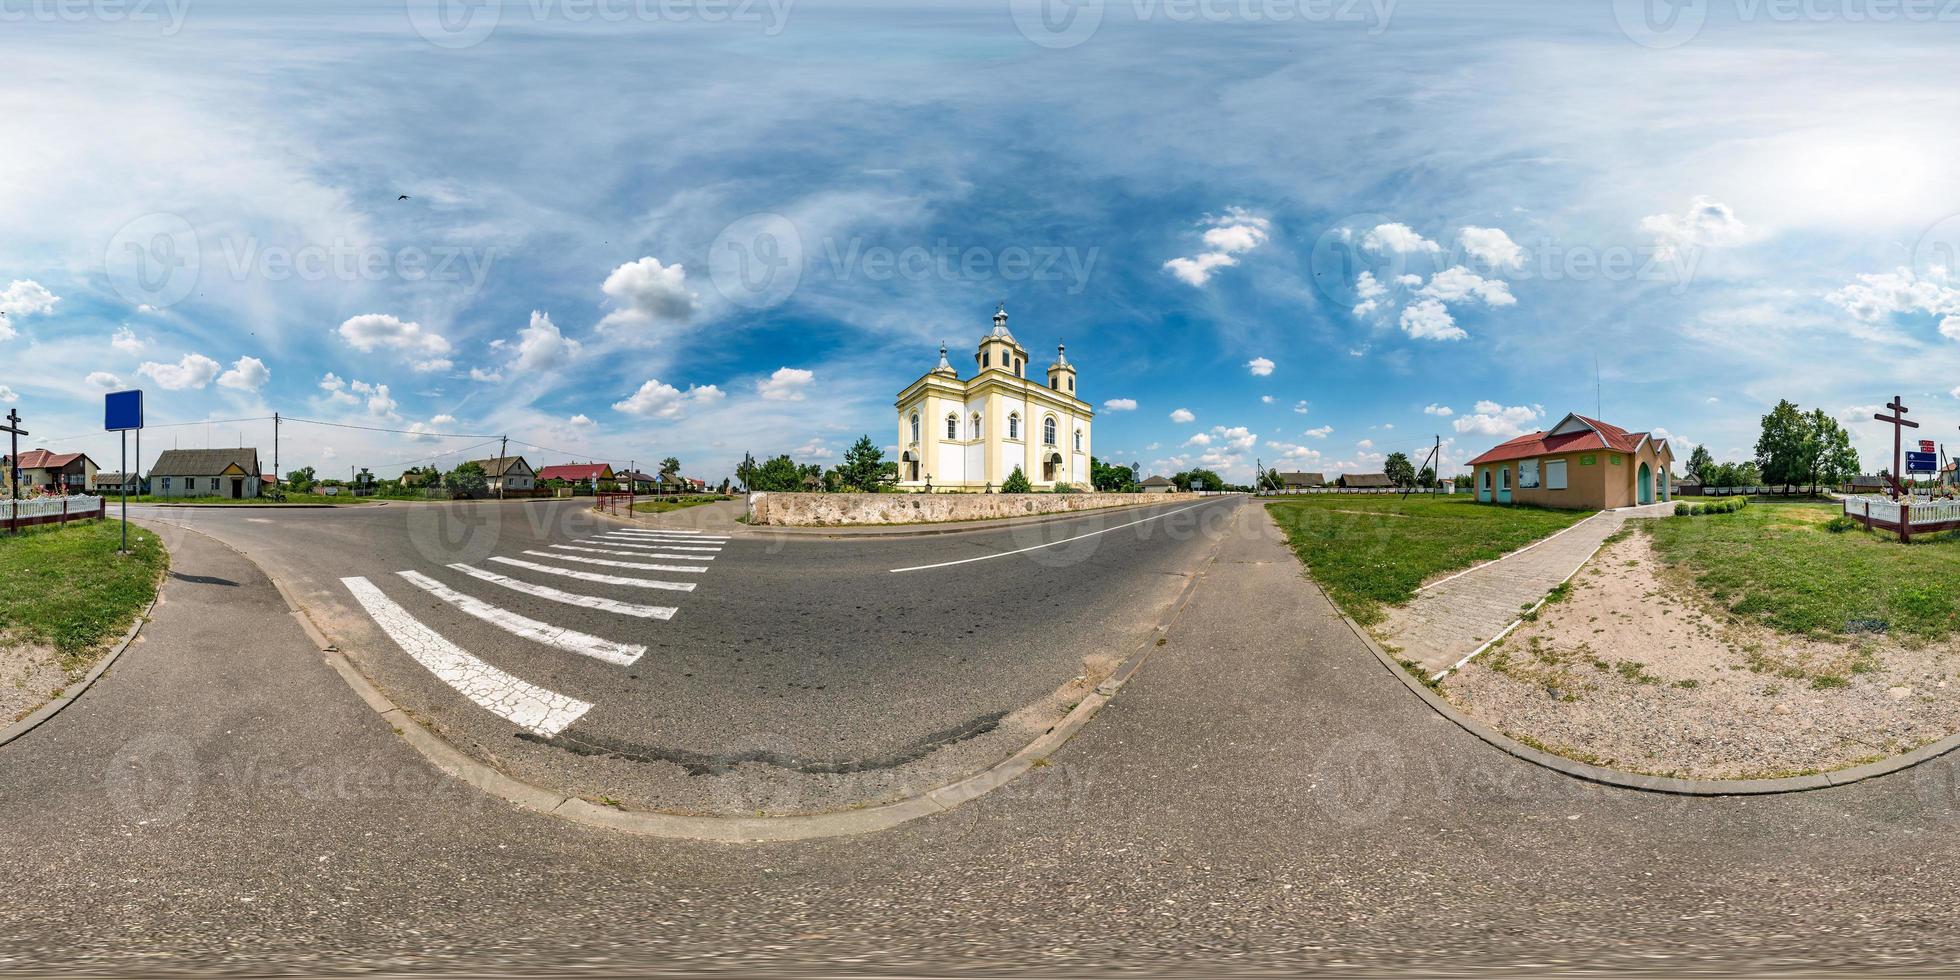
[280,416,497,440]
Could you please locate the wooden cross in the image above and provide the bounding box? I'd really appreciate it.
[1,408,24,499]
[1874,395,1919,499]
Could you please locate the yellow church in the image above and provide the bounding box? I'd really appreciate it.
[895,305,1093,491]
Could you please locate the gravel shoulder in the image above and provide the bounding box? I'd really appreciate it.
[1441,527,1960,779]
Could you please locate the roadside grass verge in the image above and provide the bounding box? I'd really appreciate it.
[0,520,168,663]
[1646,500,1960,639]
[631,495,733,514]
[1265,495,1590,625]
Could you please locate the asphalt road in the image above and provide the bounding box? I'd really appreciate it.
[122,496,1238,813]
[7,501,1960,976]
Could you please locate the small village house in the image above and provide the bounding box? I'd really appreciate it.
[147,449,264,499]
[537,462,615,490]
[1139,475,1175,494]
[1279,471,1325,490]
[1338,472,1392,489]
[1467,414,1673,510]
[3,449,99,495]
[467,456,536,495]
[95,472,144,496]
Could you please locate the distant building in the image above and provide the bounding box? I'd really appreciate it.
[3,449,99,494]
[1339,473,1393,489]
[147,449,263,499]
[1467,413,1674,510]
[1279,471,1325,489]
[1139,475,1176,493]
[1844,474,1888,493]
[467,456,536,494]
[96,472,143,495]
[537,463,615,489]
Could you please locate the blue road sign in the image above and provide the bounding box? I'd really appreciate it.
[1905,451,1937,472]
[104,389,144,432]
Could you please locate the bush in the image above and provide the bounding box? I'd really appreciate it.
[1825,515,1860,533]
[1675,502,1690,516]
[1002,466,1032,493]
[1682,496,1748,517]
[1050,482,1078,493]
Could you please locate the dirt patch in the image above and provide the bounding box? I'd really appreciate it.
[1441,530,1960,779]
[1,643,73,725]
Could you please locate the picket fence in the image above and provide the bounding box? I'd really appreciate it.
[3,495,105,530]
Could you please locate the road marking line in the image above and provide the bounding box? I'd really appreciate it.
[340,576,591,736]
[551,543,716,560]
[584,537,722,552]
[612,527,705,535]
[607,531,731,542]
[888,500,1221,573]
[488,556,697,592]
[521,550,708,574]
[396,570,647,666]
[449,563,677,620]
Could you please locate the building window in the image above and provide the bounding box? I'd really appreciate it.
[1518,459,1540,489]
[910,413,920,443]
[1043,417,1056,445]
[211,477,221,491]
[971,412,982,437]
[983,352,990,368]
[1074,428,1082,451]
[1008,413,1020,440]
[162,477,172,491]
[1545,459,1568,490]
[946,413,959,439]
[1067,378,1073,392]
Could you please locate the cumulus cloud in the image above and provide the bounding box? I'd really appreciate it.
[1292,401,1309,414]
[1169,407,1195,423]
[1419,266,1516,307]
[1103,397,1137,411]
[612,379,726,419]
[0,280,58,338]
[348,379,397,416]
[1452,401,1544,438]
[1245,356,1275,376]
[1261,395,1275,404]
[138,353,222,390]
[491,310,581,375]
[337,314,453,362]
[85,372,122,391]
[111,327,146,354]
[757,366,815,401]
[1163,207,1270,287]
[568,413,594,427]
[1424,403,1454,416]
[1356,439,1374,450]
[1828,267,1960,323]
[1184,432,1213,447]
[469,367,504,383]
[1459,226,1524,270]
[1641,196,1749,260]
[1399,299,1465,341]
[598,256,699,330]
[1352,270,1388,317]
[217,355,269,392]
[1303,425,1333,438]
[1362,222,1440,255]
[0,385,13,402]
[1210,425,1257,451]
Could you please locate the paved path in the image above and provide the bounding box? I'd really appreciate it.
[1378,502,1677,673]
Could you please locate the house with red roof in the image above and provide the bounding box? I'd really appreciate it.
[3,448,99,495]
[1466,414,1674,510]
[536,462,615,489]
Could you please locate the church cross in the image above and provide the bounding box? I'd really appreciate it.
[1874,395,1919,498]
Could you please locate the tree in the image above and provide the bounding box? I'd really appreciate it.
[1811,409,1860,490]
[285,467,316,492]
[1002,466,1032,493]
[659,456,681,482]
[1261,467,1282,492]
[1089,456,1137,492]
[1417,465,1437,488]
[1686,444,1713,482]
[444,461,488,498]
[1384,451,1415,487]
[1452,473,1473,489]
[840,435,886,492]
[1754,399,1808,489]
[717,478,731,495]
[737,454,803,492]
[1176,468,1224,492]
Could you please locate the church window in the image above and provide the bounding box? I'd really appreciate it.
[910,413,920,443]
[1067,378,1073,392]
[971,412,982,436]
[1074,428,1082,451]
[1043,417,1056,445]
[946,413,959,439]
[983,351,990,368]
[1008,413,1020,440]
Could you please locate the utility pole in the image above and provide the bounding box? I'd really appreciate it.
[273,412,280,489]
[1255,456,1263,495]
[498,434,508,500]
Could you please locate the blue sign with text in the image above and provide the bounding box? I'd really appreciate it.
[1905,451,1937,472]
[104,389,144,432]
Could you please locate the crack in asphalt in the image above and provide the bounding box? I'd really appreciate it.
[516,709,1010,776]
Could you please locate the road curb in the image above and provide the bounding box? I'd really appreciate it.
[1316,576,1960,796]
[151,509,1227,841]
[0,571,166,752]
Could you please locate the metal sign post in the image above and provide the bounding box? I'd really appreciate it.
[105,389,144,553]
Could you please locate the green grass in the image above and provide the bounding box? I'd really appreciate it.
[1265,495,1591,625]
[630,495,733,514]
[0,520,168,659]
[1647,501,1960,639]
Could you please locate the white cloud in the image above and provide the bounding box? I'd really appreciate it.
[1419,266,1516,307]
[568,413,594,427]
[1260,394,1275,404]
[1169,407,1195,423]
[1399,299,1466,341]
[598,256,699,330]
[493,310,581,374]
[1361,222,1440,256]
[1163,207,1270,287]
[1452,401,1544,438]
[1303,425,1333,438]
[469,367,504,383]
[757,366,816,401]
[1246,356,1275,376]
[412,358,452,373]
[319,372,346,391]
[0,385,13,402]
[1292,401,1309,414]
[217,355,269,392]
[1356,439,1374,450]
[1640,196,1749,260]
[793,439,834,460]
[430,414,456,426]
[85,372,122,391]
[1941,316,1960,341]
[1459,226,1524,270]
[348,379,397,416]
[1102,397,1137,411]
[0,280,58,336]
[337,313,452,359]
[110,327,146,354]
[1211,425,1257,451]
[1827,267,1960,330]
[1424,403,1454,416]
[138,353,222,390]
[1352,270,1387,317]
[612,378,725,419]
[1184,432,1213,447]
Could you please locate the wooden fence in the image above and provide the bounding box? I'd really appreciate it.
[4,495,105,532]
[1842,495,1960,542]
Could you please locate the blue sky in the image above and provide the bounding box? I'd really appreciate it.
[7,0,1960,483]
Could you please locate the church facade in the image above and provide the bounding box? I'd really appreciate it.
[894,306,1093,491]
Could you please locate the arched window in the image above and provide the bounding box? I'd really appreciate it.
[1043,417,1056,445]
[946,413,959,439]
[982,351,990,368]
[971,412,982,437]
[1067,378,1073,392]
[910,413,920,444]
[1008,413,1020,440]
[1074,428,1082,451]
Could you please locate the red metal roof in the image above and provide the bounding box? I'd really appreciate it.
[537,463,612,482]
[7,449,87,470]
[1466,415,1656,466]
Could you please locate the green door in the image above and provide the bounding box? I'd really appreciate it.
[1638,462,1653,505]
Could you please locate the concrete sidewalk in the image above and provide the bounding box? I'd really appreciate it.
[1376,502,1675,673]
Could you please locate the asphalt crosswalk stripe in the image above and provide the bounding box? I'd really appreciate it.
[610,529,730,540]
[521,550,708,574]
[340,576,591,736]
[448,563,677,620]
[551,543,717,560]
[487,556,697,591]
[584,537,722,553]
[396,570,647,667]
[613,527,704,535]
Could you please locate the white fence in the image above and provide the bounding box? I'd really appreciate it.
[2,495,104,526]
[1842,494,1960,527]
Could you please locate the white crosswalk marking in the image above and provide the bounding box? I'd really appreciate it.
[396,570,647,666]
[550,543,716,560]
[609,529,730,540]
[614,527,704,534]
[585,537,722,553]
[488,556,697,591]
[522,550,707,574]
[340,576,591,736]
[449,563,677,620]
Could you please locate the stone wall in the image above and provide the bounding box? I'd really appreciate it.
[745,491,1201,527]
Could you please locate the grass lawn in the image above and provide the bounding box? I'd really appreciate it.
[630,495,732,514]
[0,519,168,660]
[1266,495,1591,625]
[1647,501,1960,639]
